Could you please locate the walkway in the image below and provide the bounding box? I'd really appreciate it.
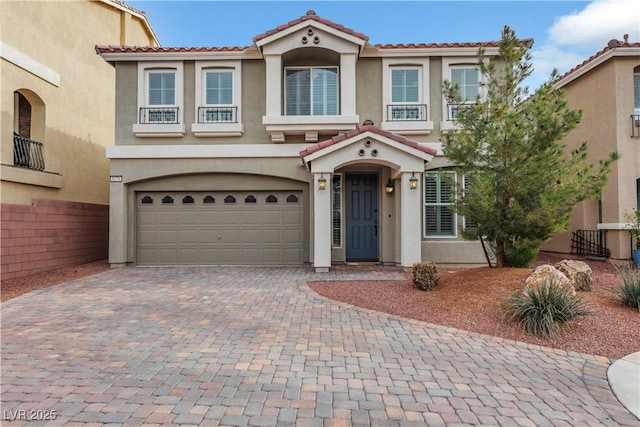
[1,267,637,426]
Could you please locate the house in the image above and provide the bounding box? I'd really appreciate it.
[97,10,532,271]
[1,0,159,279]
[542,35,640,262]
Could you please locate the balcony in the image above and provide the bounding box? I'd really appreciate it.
[631,114,640,138]
[139,107,179,124]
[133,107,185,137]
[13,134,44,171]
[191,106,244,138]
[380,104,433,136]
[387,104,428,121]
[198,106,237,124]
[446,103,474,121]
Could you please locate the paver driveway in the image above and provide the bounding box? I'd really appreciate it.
[1,267,637,426]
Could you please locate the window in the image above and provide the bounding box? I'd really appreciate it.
[451,68,479,102]
[244,195,257,204]
[391,69,419,103]
[200,70,235,123]
[162,196,174,204]
[13,90,45,172]
[182,196,194,204]
[192,61,243,136]
[424,172,456,237]
[203,195,215,204]
[141,196,154,204]
[224,195,236,204]
[285,67,338,116]
[266,195,278,203]
[388,68,425,121]
[634,72,640,113]
[332,175,342,247]
[144,70,177,123]
[135,62,184,136]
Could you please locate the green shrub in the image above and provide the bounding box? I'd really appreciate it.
[612,265,640,310]
[412,262,439,291]
[503,280,589,338]
[504,239,540,268]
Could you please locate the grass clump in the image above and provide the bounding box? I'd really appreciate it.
[504,280,589,338]
[412,262,439,291]
[611,265,640,311]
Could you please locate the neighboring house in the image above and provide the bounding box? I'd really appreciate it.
[1,0,159,279]
[97,10,532,271]
[542,35,640,262]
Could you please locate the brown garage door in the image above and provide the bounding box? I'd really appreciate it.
[137,191,303,265]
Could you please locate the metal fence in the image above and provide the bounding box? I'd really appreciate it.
[13,134,45,171]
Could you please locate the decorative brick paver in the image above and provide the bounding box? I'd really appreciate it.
[1,266,638,426]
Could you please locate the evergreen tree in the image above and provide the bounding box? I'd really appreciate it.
[442,26,618,267]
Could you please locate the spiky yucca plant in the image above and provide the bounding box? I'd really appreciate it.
[612,265,640,311]
[504,281,589,338]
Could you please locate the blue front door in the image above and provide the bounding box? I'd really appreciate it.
[346,173,379,261]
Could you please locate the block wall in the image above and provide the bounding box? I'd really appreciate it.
[1,199,109,280]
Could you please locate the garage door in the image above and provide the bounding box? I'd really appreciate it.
[137,191,303,265]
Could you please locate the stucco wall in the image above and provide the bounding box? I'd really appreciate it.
[1,0,156,278]
[542,56,640,259]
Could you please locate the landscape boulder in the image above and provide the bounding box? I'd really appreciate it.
[554,259,592,292]
[524,264,575,296]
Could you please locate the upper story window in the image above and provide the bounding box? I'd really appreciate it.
[13,90,45,172]
[192,61,243,137]
[380,59,432,135]
[389,68,425,121]
[634,71,640,113]
[134,62,184,137]
[285,67,339,116]
[145,70,177,123]
[447,66,480,121]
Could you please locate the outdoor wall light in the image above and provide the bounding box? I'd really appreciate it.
[318,173,327,190]
[409,172,419,190]
[385,179,394,194]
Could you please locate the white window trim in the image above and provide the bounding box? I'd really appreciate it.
[380,58,433,135]
[192,61,243,137]
[284,66,340,116]
[441,58,485,132]
[634,72,640,114]
[134,61,185,137]
[424,171,458,239]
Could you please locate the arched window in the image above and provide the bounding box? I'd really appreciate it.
[13,90,45,171]
[203,195,215,204]
[141,196,154,204]
[162,195,174,204]
[286,194,299,203]
[182,195,195,204]
[266,195,278,203]
[224,195,236,204]
[244,195,257,203]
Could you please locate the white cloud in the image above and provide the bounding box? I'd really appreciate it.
[548,0,640,49]
[526,0,639,90]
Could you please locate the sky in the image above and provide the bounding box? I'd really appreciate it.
[128,0,640,90]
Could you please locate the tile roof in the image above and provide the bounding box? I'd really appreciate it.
[299,125,437,158]
[373,38,532,50]
[95,45,248,54]
[558,37,640,82]
[253,10,369,43]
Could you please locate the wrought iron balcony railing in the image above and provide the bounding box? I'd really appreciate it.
[387,104,427,121]
[631,114,640,138]
[139,107,179,124]
[13,134,45,171]
[447,103,474,121]
[197,106,238,123]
